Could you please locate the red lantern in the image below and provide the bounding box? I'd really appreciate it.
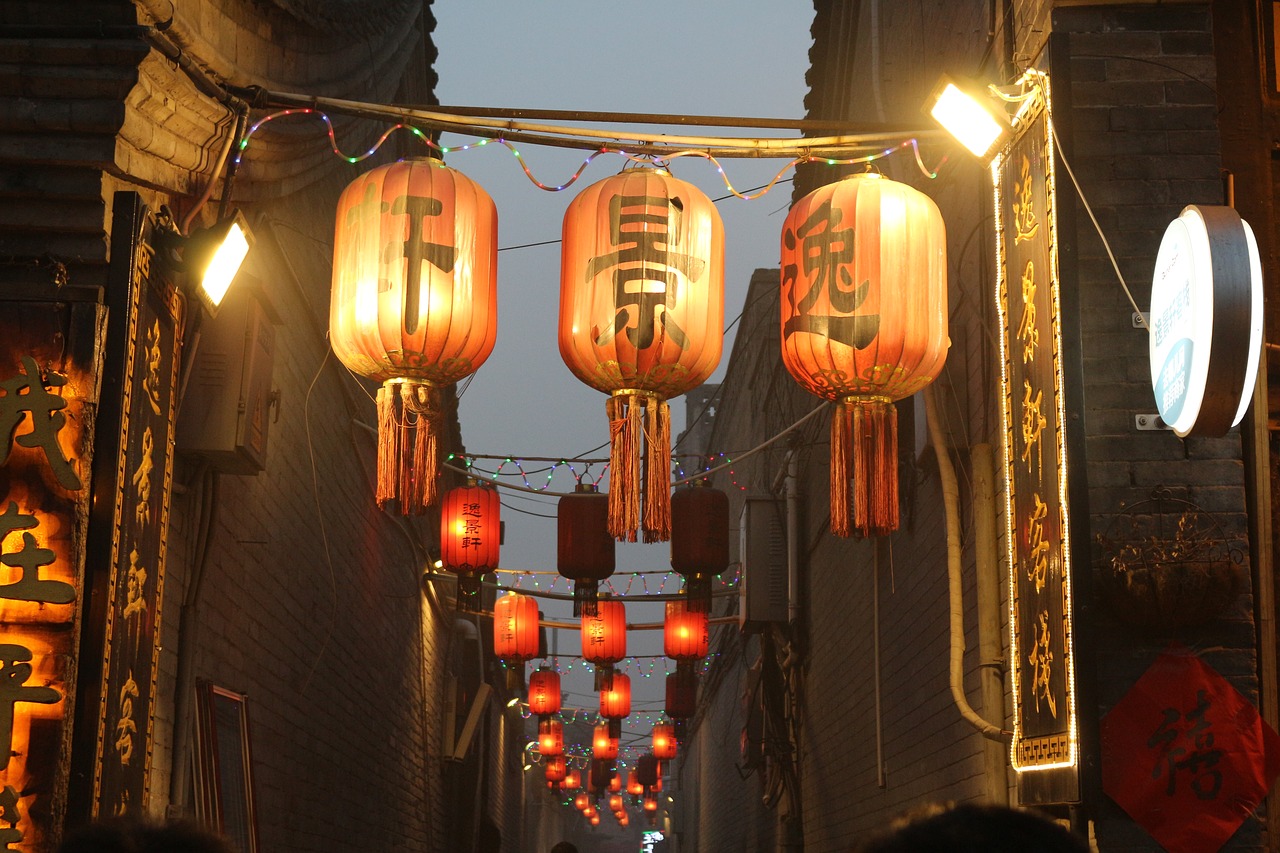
[440,480,500,608]
[670,482,729,612]
[560,165,725,543]
[563,769,581,791]
[538,719,564,757]
[664,598,709,665]
[592,723,619,760]
[544,755,567,783]
[558,483,616,616]
[666,671,697,743]
[574,792,590,810]
[590,815,601,826]
[652,723,677,761]
[494,592,539,661]
[609,794,624,812]
[609,772,622,794]
[583,804,597,819]
[635,754,659,789]
[589,759,612,795]
[626,771,644,796]
[643,797,658,812]
[330,157,497,514]
[581,599,626,687]
[618,813,630,827]
[780,172,947,536]
[600,673,631,722]
[528,668,561,718]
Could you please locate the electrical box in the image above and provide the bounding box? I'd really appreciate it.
[738,497,787,633]
[177,278,278,474]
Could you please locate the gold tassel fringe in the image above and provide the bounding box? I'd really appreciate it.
[376,380,443,515]
[643,396,671,543]
[606,391,671,543]
[842,398,899,537]
[830,402,851,537]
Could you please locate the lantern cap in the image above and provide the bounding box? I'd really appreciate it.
[575,481,600,494]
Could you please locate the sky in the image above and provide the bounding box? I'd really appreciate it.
[430,0,813,767]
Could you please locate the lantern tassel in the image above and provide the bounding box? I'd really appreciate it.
[848,398,898,537]
[606,393,644,542]
[830,401,852,537]
[594,663,614,693]
[643,395,671,543]
[376,380,443,515]
[574,580,600,618]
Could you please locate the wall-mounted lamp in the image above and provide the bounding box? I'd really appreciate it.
[925,74,1012,160]
[185,210,254,317]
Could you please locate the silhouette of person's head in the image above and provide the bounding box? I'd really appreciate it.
[550,842,579,853]
[859,803,1089,853]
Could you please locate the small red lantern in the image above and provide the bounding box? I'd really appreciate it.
[666,671,697,743]
[600,672,632,726]
[652,723,677,761]
[528,668,561,718]
[538,719,564,757]
[780,172,947,536]
[583,804,597,819]
[593,723,619,760]
[635,754,659,789]
[609,794,624,812]
[563,769,581,791]
[626,771,643,796]
[618,812,630,827]
[560,165,725,543]
[544,755,567,783]
[590,814,601,826]
[440,480,500,609]
[330,157,498,514]
[670,481,729,612]
[609,771,622,793]
[494,592,539,661]
[574,792,590,810]
[558,482,616,616]
[581,599,626,687]
[643,797,658,812]
[664,598,709,669]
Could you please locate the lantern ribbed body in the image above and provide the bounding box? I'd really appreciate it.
[494,592,539,661]
[538,719,564,757]
[652,723,678,760]
[331,157,498,384]
[636,754,659,787]
[590,759,612,794]
[599,672,631,719]
[574,793,589,810]
[626,771,644,796]
[440,483,501,573]
[666,672,697,719]
[581,599,627,665]
[559,167,725,398]
[528,669,561,716]
[544,755,567,783]
[557,485,615,582]
[592,723,619,759]
[670,484,730,573]
[779,172,947,402]
[664,600,709,660]
[609,794,624,812]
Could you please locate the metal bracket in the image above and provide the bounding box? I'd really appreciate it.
[1135,414,1171,431]
[1132,311,1150,329]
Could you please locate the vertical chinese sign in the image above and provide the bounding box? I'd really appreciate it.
[85,193,184,818]
[0,287,105,849]
[993,73,1080,804]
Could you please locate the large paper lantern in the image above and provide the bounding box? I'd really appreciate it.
[538,719,564,757]
[666,671,697,742]
[581,598,627,688]
[528,668,561,719]
[560,165,725,542]
[780,172,947,536]
[664,598,709,677]
[494,592,539,661]
[652,723,677,761]
[544,755,567,783]
[592,723,619,760]
[670,482,729,612]
[599,672,632,722]
[330,157,497,514]
[574,792,590,810]
[440,480,500,609]
[558,482,616,616]
[563,769,581,791]
[626,770,644,796]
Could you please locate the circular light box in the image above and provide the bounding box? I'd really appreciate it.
[1149,205,1262,437]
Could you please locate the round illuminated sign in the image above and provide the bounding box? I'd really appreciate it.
[1149,205,1262,437]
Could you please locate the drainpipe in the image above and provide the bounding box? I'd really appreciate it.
[924,385,1008,743]
[785,447,800,626]
[972,443,1010,803]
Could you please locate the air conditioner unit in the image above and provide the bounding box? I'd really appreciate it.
[739,497,787,632]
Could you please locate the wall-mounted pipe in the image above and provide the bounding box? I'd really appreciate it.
[972,443,1010,803]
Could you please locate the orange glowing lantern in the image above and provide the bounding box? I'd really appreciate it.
[590,814,601,826]
[663,597,709,671]
[618,813,630,827]
[330,157,497,514]
[538,719,564,757]
[494,592,539,661]
[528,668,561,719]
[560,165,725,543]
[581,599,626,687]
[609,794,624,812]
[440,480,500,608]
[608,771,622,793]
[670,482,729,612]
[643,797,658,813]
[583,804,597,819]
[574,792,590,810]
[652,723,677,761]
[600,672,632,724]
[780,172,947,536]
[558,482,616,616]
[545,755,567,783]
[593,723,619,760]
[626,771,643,796]
[563,769,581,791]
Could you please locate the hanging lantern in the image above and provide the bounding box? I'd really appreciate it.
[590,758,612,795]
[652,723,677,761]
[618,813,630,827]
[608,771,622,794]
[560,165,725,543]
[590,814,601,827]
[440,480,500,609]
[609,794,624,812]
[538,719,564,757]
[574,792,590,811]
[670,482,729,612]
[626,770,644,797]
[643,797,658,813]
[557,482,616,616]
[599,672,631,738]
[635,753,659,791]
[528,668,561,719]
[544,755,567,783]
[780,171,947,537]
[563,769,581,791]
[330,157,498,514]
[664,597,709,674]
[581,598,627,688]
[592,723,619,760]
[666,671,698,743]
[583,804,597,819]
[494,592,540,686]
[651,774,663,793]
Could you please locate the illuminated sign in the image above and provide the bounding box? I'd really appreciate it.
[641,830,665,853]
[1149,205,1263,437]
[992,70,1080,805]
